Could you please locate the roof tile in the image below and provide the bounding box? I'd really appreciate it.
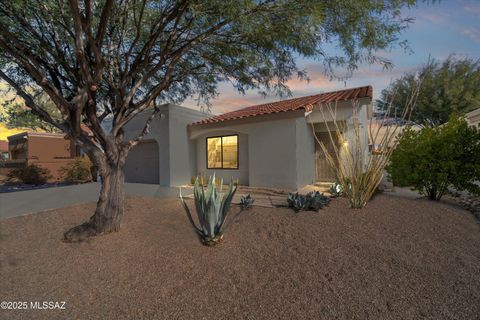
[191,85,372,126]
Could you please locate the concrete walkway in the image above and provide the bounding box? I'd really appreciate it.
[0,183,178,219]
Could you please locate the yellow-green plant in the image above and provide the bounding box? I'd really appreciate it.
[60,157,93,183]
[309,82,421,208]
[179,174,237,246]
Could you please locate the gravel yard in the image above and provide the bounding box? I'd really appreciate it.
[1,194,479,319]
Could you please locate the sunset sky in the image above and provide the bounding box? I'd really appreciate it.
[183,0,480,115]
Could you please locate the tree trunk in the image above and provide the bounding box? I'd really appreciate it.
[63,163,125,242]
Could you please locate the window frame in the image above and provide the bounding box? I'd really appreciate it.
[206,134,239,170]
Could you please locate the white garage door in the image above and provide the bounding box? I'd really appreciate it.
[124,140,159,184]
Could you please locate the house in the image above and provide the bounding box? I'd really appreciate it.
[0,132,82,180]
[123,86,373,190]
[466,107,480,127]
[0,140,8,161]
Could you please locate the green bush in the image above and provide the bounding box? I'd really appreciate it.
[386,115,480,200]
[7,164,52,185]
[60,157,93,183]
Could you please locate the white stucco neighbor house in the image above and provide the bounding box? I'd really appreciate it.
[466,107,480,127]
[123,85,373,190]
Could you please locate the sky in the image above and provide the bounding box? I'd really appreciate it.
[183,0,480,115]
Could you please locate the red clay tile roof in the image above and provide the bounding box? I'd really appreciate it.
[191,85,372,126]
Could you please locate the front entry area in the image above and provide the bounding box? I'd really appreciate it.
[125,140,159,184]
[315,132,338,182]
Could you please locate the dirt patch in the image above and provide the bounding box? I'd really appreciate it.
[1,195,479,319]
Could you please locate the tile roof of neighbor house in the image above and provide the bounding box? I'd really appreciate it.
[191,85,373,126]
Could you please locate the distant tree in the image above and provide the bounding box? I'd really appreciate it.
[377,56,480,125]
[0,89,61,132]
[0,0,421,241]
[386,115,480,200]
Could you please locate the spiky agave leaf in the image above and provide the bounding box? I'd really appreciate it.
[193,178,207,234]
[179,187,202,236]
[217,180,237,234]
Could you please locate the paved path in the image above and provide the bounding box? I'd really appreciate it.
[0,183,178,219]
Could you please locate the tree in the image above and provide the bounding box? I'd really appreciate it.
[386,115,480,200]
[0,88,61,132]
[377,56,480,125]
[0,0,420,241]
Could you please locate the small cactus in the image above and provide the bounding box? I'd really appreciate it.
[240,194,254,210]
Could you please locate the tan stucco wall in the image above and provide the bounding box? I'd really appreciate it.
[195,131,249,185]
[27,135,72,160]
[191,111,315,190]
[123,104,208,186]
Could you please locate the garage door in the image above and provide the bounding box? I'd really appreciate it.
[124,140,159,184]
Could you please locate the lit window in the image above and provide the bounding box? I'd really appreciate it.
[207,135,238,169]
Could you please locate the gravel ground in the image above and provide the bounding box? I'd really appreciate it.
[1,194,479,320]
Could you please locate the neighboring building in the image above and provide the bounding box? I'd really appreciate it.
[466,107,480,127]
[0,132,81,180]
[369,118,422,149]
[0,140,8,161]
[123,86,373,190]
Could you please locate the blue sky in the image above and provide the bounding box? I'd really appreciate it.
[183,0,480,114]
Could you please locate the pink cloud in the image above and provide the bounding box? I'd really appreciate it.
[182,62,419,114]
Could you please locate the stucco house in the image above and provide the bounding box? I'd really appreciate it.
[466,107,480,127]
[0,132,83,180]
[123,85,373,190]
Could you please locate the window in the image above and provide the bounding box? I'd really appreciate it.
[207,135,238,169]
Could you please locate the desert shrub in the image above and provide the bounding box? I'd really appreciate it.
[240,194,254,210]
[60,157,93,183]
[7,164,51,185]
[287,191,330,212]
[387,115,480,200]
[180,174,237,246]
[311,81,421,208]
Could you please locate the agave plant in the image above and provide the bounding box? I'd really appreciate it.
[240,194,254,210]
[307,191,331,210]
[329,182,344,198]
[179,174,237,246]
[287,191,330,213]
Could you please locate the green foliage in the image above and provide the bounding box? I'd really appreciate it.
[0,90,61,132]
[179,174,237,246]
[287,191,331,213]
[7,164,51,185]
[387,115,480,200]
[60,157,93,183]
[240,194,254,210]
[0,0,421,117]
[377,56,480,125]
